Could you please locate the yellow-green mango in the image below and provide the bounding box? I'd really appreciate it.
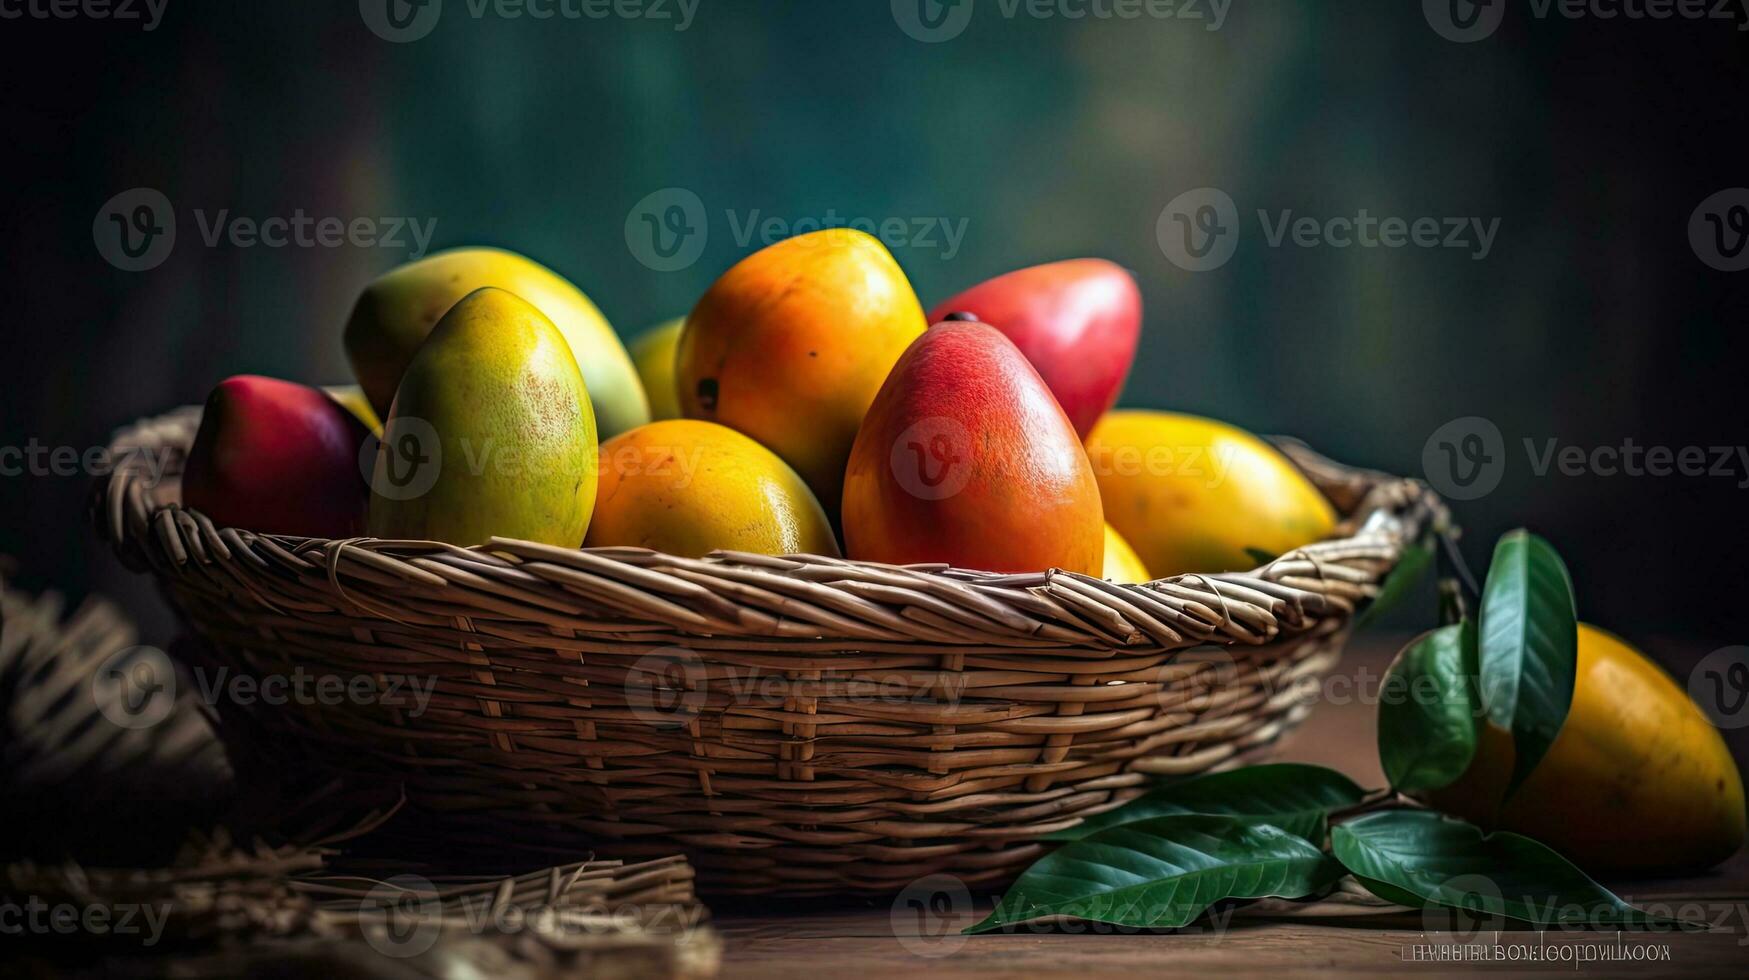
[344,247,648,438]
[367,288,597,547]
[630,317,684,421]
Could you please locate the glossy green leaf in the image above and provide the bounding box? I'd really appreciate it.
[1357,539,1433,629]
[1331,811,1672,928]
[1044,764,1366,842]
[969,815,1343,933]
[1477,530,1578,797]
[1378,621,1480,793]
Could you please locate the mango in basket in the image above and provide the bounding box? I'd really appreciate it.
[629,317,684,422]
[842,319,1104,575]
[344,246,649,439]
[1102,523,1150,584]
[182,375,373,538]
[1087,410,1336,579]
[366,287,598,547]
[1426,623,1746,873]
[586,419,837,558]
[929,258,1142,440]
[677,228,927,510]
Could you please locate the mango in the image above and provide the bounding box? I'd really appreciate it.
[930,258,1142,439]
[1086,411,1336,578]
[677,229,927,508]
[1428,624,1746,873]
[587,419,838,558]
[843,321,1103,575]
[630,318,684,421]
[1103,524,1150,584]
[366,288,597,547]
[344,247,648,438]
[322,384,382,435]
[182,375,371,538]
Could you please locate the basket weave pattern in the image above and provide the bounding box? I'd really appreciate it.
[95,407,1443,895]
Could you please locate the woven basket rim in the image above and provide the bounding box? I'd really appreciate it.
[92,406,1448,654]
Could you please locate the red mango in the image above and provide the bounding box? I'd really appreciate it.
[181,375,371,537]
[842,321,1104,575]
[929,258,1141,439]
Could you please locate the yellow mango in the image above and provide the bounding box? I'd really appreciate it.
[1428,624,1746,873]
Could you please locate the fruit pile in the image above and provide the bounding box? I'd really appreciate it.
[181,230,1338,583]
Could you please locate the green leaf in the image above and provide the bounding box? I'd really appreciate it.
[1378,621,1480,793]
[1331,810,1673,928]
[1477,530,1578,798]
[1044,764,1366,842]
[969,815,1343,933]
[1357,538,1433,629]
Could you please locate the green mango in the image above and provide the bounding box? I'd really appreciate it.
[367,287,598,547]
[344,247,649,438]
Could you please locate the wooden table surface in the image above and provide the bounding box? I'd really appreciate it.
[708,635,1749,979]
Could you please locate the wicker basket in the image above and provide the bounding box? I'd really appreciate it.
[94,406,1444,896]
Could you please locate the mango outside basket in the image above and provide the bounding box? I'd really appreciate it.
[94,406,1446,896]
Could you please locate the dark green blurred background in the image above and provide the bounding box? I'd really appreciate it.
[1,0,1744,645]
